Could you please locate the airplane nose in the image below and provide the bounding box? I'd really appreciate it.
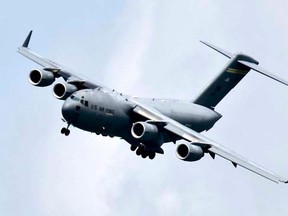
[62,99,80,123]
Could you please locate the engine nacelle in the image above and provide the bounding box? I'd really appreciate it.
[29,69,55,87]
[53,82,78,100]
[176,143,204,162]
[131,122,159,141]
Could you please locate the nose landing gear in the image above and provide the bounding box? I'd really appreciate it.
[61,123,71,136]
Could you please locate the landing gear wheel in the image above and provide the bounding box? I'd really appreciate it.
[61,128,66,134]
[61,123,71,136]
[141,152,148,158]
[64,129,70,136]
[130,145,137,151]
[149,152,156,160]
[136,147,142,156]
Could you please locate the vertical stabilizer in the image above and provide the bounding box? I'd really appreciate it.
[193,50,258,108]
[194,41,288,109]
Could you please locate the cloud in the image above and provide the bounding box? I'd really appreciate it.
[3,1,288,216]
[103,1,156,93]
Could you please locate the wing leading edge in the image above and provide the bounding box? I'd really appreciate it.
[132,99,287,184]
[18,31,105,90]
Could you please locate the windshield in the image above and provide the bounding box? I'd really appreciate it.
[70,95,89,107]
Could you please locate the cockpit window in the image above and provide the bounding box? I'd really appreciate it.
[70,94,88,107]
[70,95,80,101]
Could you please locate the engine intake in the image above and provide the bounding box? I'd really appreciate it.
[29,69,55,87]
[53,82,78,100]
[176,143,204,161]
[131,122,159,141]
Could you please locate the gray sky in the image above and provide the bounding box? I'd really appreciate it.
[2,0,288,215]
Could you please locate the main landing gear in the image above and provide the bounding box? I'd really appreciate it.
[61,123,71,136]
[130,144,156,160]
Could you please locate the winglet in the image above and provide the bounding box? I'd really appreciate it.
[280,179,288,184]
[22,30,33,48]
[200,41,233,59]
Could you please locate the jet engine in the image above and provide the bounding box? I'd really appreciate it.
[131,122,159,141]
[176,143,204,161]
[53,82,78,100]
[29,69,55,87]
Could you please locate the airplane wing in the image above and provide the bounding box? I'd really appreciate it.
[131,99,288,184]
[18,31,105,90]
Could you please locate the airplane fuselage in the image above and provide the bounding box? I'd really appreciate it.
[62,88,222,146]
[18,31,288,183]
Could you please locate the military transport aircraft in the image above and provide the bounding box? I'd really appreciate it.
[18,31,288,184]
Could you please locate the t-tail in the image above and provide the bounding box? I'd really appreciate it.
[193,41,288,109]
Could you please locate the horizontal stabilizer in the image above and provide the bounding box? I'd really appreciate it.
[200,41,233,58]
[238,60,288,86]
[193,52,257,108]
[194,41,288,108]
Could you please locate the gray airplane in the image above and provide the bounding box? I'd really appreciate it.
[18,31,288,184]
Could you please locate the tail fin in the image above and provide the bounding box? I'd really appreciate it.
[193,41,288,109]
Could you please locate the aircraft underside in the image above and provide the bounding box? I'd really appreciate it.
[60,89,221,159]
[18,31,288,183]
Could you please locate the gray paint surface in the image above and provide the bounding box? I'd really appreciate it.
[2,1,288,216]
[18,30,287,183]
